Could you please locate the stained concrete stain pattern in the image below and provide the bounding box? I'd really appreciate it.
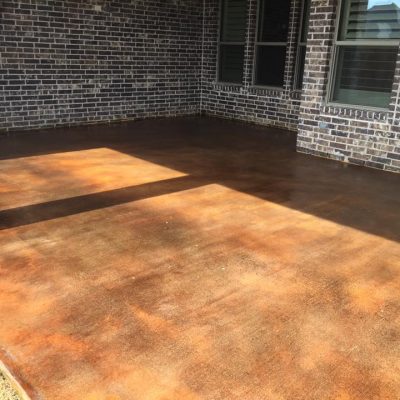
[0,117,399,399]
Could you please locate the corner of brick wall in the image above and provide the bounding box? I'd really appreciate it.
[297,0,400,173]
[200,0,303,132]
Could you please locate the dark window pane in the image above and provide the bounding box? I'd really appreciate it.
[339,0,400,40]
[255,45,286,87]
[332,46,397,108]
[295,45,306,89]
[258,0,291,42]
[221,0,247,42]
[300,0,311,43]
[219,45,245,83]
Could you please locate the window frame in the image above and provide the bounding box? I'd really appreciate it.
[294,0,309,90]
[252,0,290,89]
[216,0,247,85]
[326,0,400,111]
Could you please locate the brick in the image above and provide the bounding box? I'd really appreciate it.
[0,0,203,131]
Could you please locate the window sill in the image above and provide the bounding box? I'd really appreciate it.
[248,85,283,96]
[290,89,302,100]
[211,83,303,100]
[250,84,284,91]
[213,82,243,92]
[322,102,391,121]
[215,81,243,86]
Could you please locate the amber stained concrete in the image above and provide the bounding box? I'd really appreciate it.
[0,117,399,400]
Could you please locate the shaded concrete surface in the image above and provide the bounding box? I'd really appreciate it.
[0,117,399,400]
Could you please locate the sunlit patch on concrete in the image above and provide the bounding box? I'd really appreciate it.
[0,118,399,399]
[0,148,187,210]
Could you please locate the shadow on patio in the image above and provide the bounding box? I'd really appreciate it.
[0,116,399,242]
[0,116,399,400]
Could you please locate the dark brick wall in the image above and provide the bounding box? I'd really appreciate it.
[1,0,399,172]
[0,0,203,131]
[297,0,400,173]
[201,0,400,173]
[201,0,302,132]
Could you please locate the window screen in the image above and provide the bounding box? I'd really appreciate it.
[218,0,247,83]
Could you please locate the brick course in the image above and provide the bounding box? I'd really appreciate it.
[1,0,399,172]
[0,0,203,131]
[201,0,302,132]
[297,0,400,173]
[201,0,400,173]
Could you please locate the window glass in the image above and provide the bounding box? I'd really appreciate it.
[330,0,400,108]
[254,0,291,87]
[221,0,247,42]
[219,44,245,83]
[258,0,291,42]
[255,46,287,86]
[332,46,397,108]
[339,0,400,40]
[218,0,247,83]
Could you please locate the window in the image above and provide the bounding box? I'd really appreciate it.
[218,0,247,84]
[295,0,311,89]
[254,0,291,87]
[329,0,400,109]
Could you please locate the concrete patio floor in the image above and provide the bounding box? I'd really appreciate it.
[0,116,399,400]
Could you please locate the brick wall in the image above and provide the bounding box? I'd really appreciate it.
[201,0,400,172]
[1,0,399,172]
[297,0,400,173]
[0,0,203,131]
[201,0,302,132]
